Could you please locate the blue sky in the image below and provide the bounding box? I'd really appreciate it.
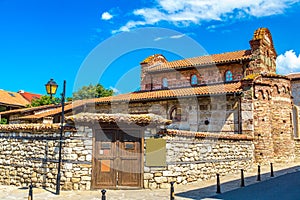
[0,0,300,97]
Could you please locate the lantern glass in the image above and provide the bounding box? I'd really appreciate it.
[45,78,58,95]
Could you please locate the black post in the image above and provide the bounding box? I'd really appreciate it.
[240,169,245,187]
[56,80,66,195]
[101,189,106,200]
[28,183,33,200]
[216,174,221,194]
[257,165,261,181]
[170,182,175,200]
[270,163,274,177]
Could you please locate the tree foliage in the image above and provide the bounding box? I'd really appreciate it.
[29,95,61,107]
[0,118,7,124]
[72,84,114,100]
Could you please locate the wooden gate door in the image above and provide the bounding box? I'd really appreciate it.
[92,128,143,189]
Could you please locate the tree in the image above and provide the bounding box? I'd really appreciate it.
[72,84,114,100]
[29,95,61,107]
[0,118,7,124]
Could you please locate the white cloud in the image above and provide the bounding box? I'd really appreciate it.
[109,86,120,94]
[153,34,186,41]
[276,50,300,75]
[114,0,299,32]
[101,12,113,20]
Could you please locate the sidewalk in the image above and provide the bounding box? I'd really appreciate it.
[0,162,299,200]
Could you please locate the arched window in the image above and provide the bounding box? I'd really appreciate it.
[191,74,198,85]
[162,78,168,88]
[225,70,233,82]
[170,106,181,121]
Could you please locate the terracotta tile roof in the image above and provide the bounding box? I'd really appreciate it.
[286,73,300,80]
[0,123,61,132]
[145,50,252,72]
[18,100,87,120]
[164,129,253,140]
[0,90,30,107]
[66,113,172,125]
[94,82,242,103]
[0,104,60,116]
[18,91,42,102]
[18,82,242,120]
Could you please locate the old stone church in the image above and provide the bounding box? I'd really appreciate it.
[0,28,299,190]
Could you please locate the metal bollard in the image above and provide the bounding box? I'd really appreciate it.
[216,174,221,194]
[270,163,274,177]
[170,182,175,200]
[257,165,261,181]
[240,169,245,187]
[28,183,33,200]
[101,189,106,200]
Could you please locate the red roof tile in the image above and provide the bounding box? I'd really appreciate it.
[19,82,241,120]
[94,82,242,103]
[145,50,252,72]
[286,73,300,80]
[0,104,60,115]
[18,91,42,102]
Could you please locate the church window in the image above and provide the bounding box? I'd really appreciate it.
[162,78,168,88]
[225,70,233,82]
[170,107,181,121]
[191,74,198,85]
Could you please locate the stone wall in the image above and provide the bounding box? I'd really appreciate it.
[92,95,240,134]
[294,138,300,161]
[0,125,93,191]
[143,130,254,189]
[291,80,300,106]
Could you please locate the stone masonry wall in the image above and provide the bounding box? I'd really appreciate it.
[143,131,254,189]
[291,80,300,106]
[0,126,93,190]
[92,95,240,134]
[294,139,300,161]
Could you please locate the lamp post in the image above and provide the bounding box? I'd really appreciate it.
[45,78,58,99]
[45,79,66,195]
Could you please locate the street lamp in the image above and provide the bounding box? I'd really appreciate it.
[45,78,58,99]
[45,79,66,195]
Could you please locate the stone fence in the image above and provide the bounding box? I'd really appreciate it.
[0,124,92,190]
[143,130,255,189]
[0,123,255,191]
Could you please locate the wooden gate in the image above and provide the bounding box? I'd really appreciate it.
[92,126,143,189]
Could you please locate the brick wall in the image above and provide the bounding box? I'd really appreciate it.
[251,76,295,163]
[141,64,244,91]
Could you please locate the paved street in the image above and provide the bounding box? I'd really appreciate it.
[210,171,300,200]
[0,162,299,200]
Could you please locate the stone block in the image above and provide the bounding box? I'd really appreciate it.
[72,178,81,183]
[154,172,162,177]
[160,182,170,189]
[81,176,91,181]
[73,183,79,190]
[86,155,92,162]
[154,176,167,183]
[144,180,149,188]
[149,182,157,189]
[144,173,153,180]
[63,182,73,190]
[65,172,72,178]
